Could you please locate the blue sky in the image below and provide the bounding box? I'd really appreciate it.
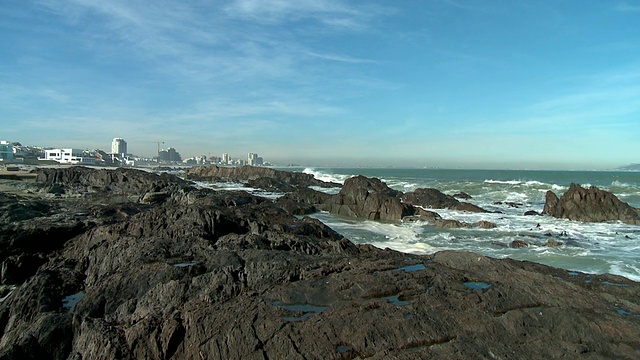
[2,0,639,169]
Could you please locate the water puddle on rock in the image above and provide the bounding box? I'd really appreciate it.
[272,301,328,322]
[62,291,85,312]
[397,263,426,272]
[601,281,630,287]
[172,261,199,268]
[613,306,640,317]
[380,294,409,306]
[463,282,492,292]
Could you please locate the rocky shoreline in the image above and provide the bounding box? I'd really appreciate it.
[0,166,639,359]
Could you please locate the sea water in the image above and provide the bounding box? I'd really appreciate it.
[206,167,640,281]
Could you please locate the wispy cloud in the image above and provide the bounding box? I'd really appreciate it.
[306,51,377,64]
[613,2,640,12]
[223,0,388,30]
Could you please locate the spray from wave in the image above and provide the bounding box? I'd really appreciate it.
[303,168,352,184]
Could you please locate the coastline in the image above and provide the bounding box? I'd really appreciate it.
[0,166,639,358]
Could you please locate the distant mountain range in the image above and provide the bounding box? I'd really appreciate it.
[618,164,640,171]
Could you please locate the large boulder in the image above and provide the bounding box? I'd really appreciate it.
[543,183,640,225]
[326,176,437,221]
[402,188,488,213]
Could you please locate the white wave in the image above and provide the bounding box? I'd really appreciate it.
[484,179,522,185]
[303,168,350,184]
[309,185,341,195]
[611,180,637,188]
[524,180,545,186]
[609,262,640,282]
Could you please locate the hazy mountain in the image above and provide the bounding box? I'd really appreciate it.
[618,164,640,171]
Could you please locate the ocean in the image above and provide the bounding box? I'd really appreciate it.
[206,167,640,282]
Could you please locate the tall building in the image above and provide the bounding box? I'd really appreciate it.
[0,141,14,162]
[158,147,182,163]
[111,138,127,156]
[248,152,258,166]
[222,153,231,165]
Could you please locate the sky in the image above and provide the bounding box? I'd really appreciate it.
[1,0,640,169]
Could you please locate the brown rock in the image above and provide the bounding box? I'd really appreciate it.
[510,240,529,248]
[545,239,563,247]
[475,220,497,229]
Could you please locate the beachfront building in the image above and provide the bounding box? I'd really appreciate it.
[41,148,97,165]
[158,147,182,163]
[0,141,14,162]
[111,138,127,156]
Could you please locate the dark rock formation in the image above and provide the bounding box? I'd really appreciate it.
[0,168,639,359]
[247,177,296,192]
[524,210,541,216]
[452,191,472,199]
[403,188,488,213]
[184,165,339,189]
[544,183,640,225]
[326,176,438,221]
[0,192,50,223]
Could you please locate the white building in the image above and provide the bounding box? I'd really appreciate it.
[41,148,96,165]
[0,141,14,162]
[222,153,231,165]
[248,152,262,166]
[111,138,127,156]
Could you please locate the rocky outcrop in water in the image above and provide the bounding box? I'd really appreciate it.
[184,165,339,189]
[1,168,639,359]
[325,176,439,221]
[402,188,488,213]
[544,183,640,225]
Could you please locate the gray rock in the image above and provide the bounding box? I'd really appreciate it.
[544,183,640,225]
[326,176,431,221]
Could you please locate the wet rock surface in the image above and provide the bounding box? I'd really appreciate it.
[544,183,640,225]
[184,165,339,189]
[0,168,639,359]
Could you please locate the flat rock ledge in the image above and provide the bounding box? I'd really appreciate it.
[0,167,638,359]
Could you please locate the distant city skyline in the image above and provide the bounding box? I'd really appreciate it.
[2,1,639,170]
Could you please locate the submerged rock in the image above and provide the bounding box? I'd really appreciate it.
[452,191,472,199]
[544,183,640,225]
[510,240,530,248]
